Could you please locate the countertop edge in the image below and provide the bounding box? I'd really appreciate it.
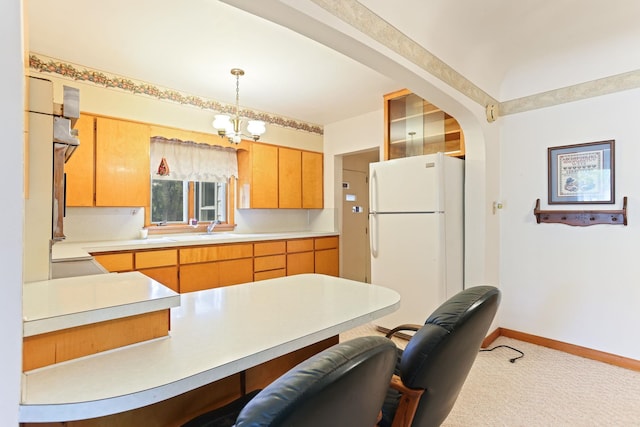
[18,301,398,423]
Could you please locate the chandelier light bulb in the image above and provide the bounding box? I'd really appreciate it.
[212,68,267,144]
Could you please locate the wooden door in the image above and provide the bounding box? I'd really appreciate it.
[278,147,302,208]
[66,114,95,206]
[95,117,150,207]
[302,151,323,208]
[341,169,370,282]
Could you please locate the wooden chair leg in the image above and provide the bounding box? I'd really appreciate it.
[389,375,424,427]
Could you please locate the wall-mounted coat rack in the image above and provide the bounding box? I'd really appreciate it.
[533,197,627,226]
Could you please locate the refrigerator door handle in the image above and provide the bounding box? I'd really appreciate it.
[369,212,378,258]
[369,169,378,257]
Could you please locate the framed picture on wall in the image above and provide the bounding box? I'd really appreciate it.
[548,140,615,204]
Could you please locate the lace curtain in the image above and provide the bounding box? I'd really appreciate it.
[150,136,238,182]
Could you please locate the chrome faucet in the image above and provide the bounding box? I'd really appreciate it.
[207,220,221,234]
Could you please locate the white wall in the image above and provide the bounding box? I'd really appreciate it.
[500,88,640,359]
[3,1,24,424]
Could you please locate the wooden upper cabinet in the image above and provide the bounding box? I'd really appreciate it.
[95,117,151,207]
[66,113,95,206]
[237,142,279,209]
[384,89,464,160]
[279,147,302,208]
[235,142,323,210]
[302,151,323,208]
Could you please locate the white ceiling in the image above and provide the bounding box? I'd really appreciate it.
[27,0,640,127]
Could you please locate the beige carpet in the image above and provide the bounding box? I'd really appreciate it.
[341,323,640,426]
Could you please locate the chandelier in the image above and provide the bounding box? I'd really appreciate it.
[212,68,266,144]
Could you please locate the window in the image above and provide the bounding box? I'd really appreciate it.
[195,182,226,222]
[151,179,187,223]
[150,137,237,225]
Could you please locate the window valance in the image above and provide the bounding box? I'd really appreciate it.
[150,136,238,182]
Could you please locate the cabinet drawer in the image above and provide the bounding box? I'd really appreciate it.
[314,236,339,250]
[287,238,313,253]
[254,269,286,282]
[254,241,286,256]
[180,243,253,264]
[254,254,286,272]
[135,249,177,269]
[93,252,133,272]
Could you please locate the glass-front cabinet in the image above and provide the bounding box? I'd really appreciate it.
[384,89,465,160]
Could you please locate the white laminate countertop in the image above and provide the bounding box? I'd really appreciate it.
[23,271,181,337]
[19,274,400,423]
[52,231,340,261]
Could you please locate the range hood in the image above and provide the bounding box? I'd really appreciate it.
[53,85,80,163]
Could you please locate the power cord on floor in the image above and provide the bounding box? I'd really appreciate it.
[479,345,524,363]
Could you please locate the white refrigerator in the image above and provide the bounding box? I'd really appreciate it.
[369,153,464,331]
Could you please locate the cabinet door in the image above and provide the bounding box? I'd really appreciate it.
[219,258,254,287]
[251,143,278,208]
[302,151,323,208]
[315,248,339,277]
[138,266,179,292]
[180,262,220,293]
[287,252,314,276]
[66,114,95,206]
[278,147,302,208]
[95,117,150,207]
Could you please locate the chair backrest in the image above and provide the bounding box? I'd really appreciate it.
[235,336,397,427]
[400,285,501,427]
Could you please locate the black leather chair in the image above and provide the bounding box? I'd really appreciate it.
[378,285,501,427]
[183,335,398,427]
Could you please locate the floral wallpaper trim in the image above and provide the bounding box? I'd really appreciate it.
[29,53,323,135]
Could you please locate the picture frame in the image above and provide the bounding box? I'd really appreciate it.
[548,140,615,204]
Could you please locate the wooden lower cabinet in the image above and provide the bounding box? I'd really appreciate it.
[135,249,179,291]
[314,236,339,277]
[180,262,220,293]
[93,252,134,272]
[138,266,179,292]
[287,251,314,276]
[315,248,339,277]
[254,241,286,282]
[91,236,339,293]
[180,258,253,293]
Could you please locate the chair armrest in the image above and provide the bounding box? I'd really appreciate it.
[389,375,424,427]
[384,324,421,339]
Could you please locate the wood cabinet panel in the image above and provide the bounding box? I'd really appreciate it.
[315,248,339,277]
[180,263,220,293]
[66,113,95,206]
[286,238,314,253]
[254,254,286,272]
[314,236,339,250]
[138,266,179,292]
[93,253,133,272]
[95,117,150,207]
[254,241,285,256]
[237,142,279,209]
[218,258,254,287]
[179,244,253,264]
[135,249,177,269]
[254,269,286,281]
[23,310,169,371]
[287,251,314,276]
[302,151,323,208]
[278,147,302,208]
